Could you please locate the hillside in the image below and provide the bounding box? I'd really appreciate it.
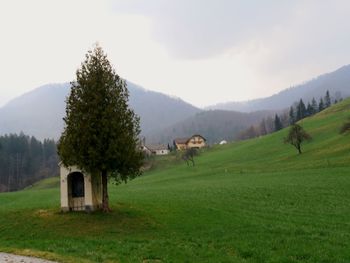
[0,82,200,140]
[208,64,350,112]
[0,99,349,262]
[147,109,275,144]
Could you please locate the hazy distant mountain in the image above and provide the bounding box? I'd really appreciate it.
[147,109,275,145]
[2,64,350,142]
[0,82,200,140]
[207,65,350,112]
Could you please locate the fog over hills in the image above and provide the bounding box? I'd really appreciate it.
[0,82,200,140]
[207,65,350,112]
[0,64,349,143]
[147,109,275,145]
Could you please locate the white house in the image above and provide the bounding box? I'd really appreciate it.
[142,144,170,155]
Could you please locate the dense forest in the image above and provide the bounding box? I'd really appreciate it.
[0,133,58,192]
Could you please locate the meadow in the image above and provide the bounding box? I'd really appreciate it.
[0,99,350,262]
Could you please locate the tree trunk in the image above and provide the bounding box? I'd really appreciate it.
[297,144,302,154]
[101,170,111,212]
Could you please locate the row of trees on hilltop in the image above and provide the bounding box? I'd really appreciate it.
[289,90,341,124]
[237,90,342,140]
[0,133,58,192]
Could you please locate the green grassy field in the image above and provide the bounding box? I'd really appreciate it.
[0,99,350,262]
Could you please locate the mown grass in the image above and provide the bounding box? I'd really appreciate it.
[0,99,350,262]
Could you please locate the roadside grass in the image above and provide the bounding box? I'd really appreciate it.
[0,99,349,262]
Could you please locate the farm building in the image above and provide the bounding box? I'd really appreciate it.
[60,163,102,212]
[174,134,206,150]
[141,144,169,156]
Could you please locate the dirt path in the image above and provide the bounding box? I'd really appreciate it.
[0,253,57,263]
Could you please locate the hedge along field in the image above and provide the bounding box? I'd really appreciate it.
[0,99,350,263]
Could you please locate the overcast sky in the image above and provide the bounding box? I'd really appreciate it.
[1,0,350,108]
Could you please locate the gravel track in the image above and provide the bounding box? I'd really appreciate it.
[0,253,57,263]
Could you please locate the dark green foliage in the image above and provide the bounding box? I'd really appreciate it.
[0,133,58,192]
[296,99,306,121]
[319,98,325,112]
[58,45,143,211]
[306,102,313,116]
[324,90,332,108]
[274,114,283,131]
[284,124,312,154]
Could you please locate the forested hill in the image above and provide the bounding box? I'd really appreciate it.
[0,134,58,192]
[0,82,200,140]
[147,109,275,145]
[208,65,350,112]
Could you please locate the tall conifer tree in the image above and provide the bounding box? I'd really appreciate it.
[319,98,325,112]
[324,90,331,108]
[274,114,283,131]
[296,99,306,121]
[311,98,318,114]
[58,45,143,212]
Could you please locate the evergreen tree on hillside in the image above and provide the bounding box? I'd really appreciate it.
[306,102,313,117]
[296,99,306,121]
[58,45,143,212]
[311,98,318,114]
[274,114,283,131]
[0,134,58,192]
[319,98,325,112]
[324,90,331,108]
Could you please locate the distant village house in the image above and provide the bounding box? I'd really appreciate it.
[141,144,170,156]
[174,134,206,150]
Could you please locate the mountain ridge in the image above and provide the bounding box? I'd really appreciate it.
[0,81,201,140]
[207,65,350,112]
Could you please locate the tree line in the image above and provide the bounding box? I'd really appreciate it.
[0,133,58,192]
[237,90,342,140]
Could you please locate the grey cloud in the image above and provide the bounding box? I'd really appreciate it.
[257,1,350,76]
[112,0,300,58]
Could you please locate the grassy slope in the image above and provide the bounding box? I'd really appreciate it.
[0,99,350,263]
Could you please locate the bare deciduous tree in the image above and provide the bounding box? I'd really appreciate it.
[284,124,312,154]
[182,148,198,166]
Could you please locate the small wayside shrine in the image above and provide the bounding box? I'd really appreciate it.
[60,163,103,212]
